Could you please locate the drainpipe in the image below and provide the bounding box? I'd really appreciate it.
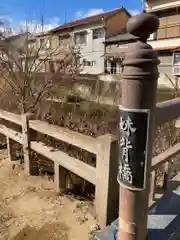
[102,17,107,74]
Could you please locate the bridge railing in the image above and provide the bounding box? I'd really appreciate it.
[149,97,180,206]
[0,109,119,228]
[1,97,180,228]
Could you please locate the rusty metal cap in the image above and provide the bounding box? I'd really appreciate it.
[123,13,160,80]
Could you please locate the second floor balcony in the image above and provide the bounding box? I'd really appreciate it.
[156,23,180,39]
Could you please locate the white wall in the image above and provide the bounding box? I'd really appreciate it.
[148,37,180,49]
[72,23,105,74]
[148,40,179,89]
[80,52,104,74]
[157,72,180,89]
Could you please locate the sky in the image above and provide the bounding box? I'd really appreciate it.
[0,0,143,32]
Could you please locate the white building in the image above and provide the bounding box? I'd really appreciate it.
[51,7,131,74]
[73,24,105,74]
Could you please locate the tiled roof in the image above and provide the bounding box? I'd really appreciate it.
[51,7,131,32]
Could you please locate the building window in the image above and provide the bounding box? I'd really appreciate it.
[93,28,104,39]
[83,59,96,66]
[59,37,70,49]
[173,52,180,65]
[40,38,51,50]
[40,38,44,48]
[92,61,96,66]
[59,37,65,47]
[49,61,55,73]
[83,60,91,66]
[28,42,34,49]
[74,31,87,45]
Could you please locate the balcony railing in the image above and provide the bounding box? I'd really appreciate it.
[105,66,123,75]
[157,24,180,40]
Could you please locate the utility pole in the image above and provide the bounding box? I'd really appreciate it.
[41,14,44,33]
[141,0,146,11]
[64,12,67,23]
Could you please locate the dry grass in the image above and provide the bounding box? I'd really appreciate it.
[0,150,99,240]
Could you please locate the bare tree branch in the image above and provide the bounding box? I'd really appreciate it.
[0,21,81,114]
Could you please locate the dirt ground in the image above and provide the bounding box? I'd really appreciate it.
[0,150,98,240]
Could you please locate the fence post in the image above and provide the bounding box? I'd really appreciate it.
[6,137,17,163]
[149,170,157,203]
[96,134,119,228]
[54,164,67,192]
[21,113,38,175]
[163,161,170,191]
[117,13,160,240]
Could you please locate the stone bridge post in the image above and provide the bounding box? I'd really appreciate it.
[118,13,160,240]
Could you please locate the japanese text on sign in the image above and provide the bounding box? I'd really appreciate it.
[120,116,136,137]
[118,108,149,190]
[119,116,136,184]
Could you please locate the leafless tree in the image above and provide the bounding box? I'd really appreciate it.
[0,23,81,114]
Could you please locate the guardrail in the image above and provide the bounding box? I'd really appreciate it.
[0,110,118,228]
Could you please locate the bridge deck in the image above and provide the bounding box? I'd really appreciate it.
[92,173,180,240]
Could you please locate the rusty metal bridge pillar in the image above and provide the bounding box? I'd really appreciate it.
[118,13,160,240]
